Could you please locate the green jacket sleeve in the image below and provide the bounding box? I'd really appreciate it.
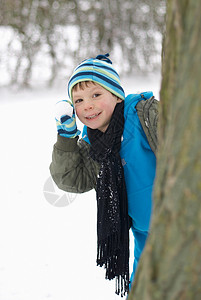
[49,134,100,193]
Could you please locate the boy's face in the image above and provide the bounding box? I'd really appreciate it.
[72,82,122,132]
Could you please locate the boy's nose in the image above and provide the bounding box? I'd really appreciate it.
[84,100,94,110]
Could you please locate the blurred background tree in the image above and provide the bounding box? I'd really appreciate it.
[0,0,165,87]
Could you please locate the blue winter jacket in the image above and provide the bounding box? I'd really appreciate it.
[82,91,156,233]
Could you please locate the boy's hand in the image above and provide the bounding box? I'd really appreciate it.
[55,100,81,138]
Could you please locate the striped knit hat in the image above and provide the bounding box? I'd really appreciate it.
[68,54,125,101]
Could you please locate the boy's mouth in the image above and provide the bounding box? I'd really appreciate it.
[85,112,101,120]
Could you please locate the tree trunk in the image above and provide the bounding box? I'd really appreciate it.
[128,1,201,299]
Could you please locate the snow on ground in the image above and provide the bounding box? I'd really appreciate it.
[0,73,160,300]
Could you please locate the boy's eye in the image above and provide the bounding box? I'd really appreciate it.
[74,98,83,104]
[93,93,100,98]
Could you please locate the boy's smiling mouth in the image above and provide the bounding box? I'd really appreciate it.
[85,112,102,120]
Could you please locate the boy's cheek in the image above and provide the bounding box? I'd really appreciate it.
[75,109,86,125]
[75,107,80,117]
[75,110,81,121]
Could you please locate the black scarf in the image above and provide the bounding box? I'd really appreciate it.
[87,102,130,297]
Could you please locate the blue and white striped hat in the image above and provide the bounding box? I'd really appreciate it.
[68,54,125,101]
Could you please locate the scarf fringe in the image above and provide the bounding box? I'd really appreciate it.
[97,233,119,280]
[97,232,119,270]
[97,233,130,296]
[115,274,130,297]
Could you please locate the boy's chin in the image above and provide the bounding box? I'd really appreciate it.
[89,125,107,132]
[86,125,98,130]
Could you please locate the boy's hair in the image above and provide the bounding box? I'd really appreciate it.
[72,80,122,102]
[68,54,125,102]
[72,80,96,92]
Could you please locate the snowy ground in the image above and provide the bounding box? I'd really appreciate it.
[0,74,160,300]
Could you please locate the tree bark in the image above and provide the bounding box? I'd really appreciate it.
[128,1,201,299]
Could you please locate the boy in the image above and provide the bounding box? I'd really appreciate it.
[50,54,156,297]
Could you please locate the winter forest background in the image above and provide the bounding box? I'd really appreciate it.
[0,0,165,88]
[0,1,166,300]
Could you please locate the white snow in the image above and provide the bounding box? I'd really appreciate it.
[0,73,160,300]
